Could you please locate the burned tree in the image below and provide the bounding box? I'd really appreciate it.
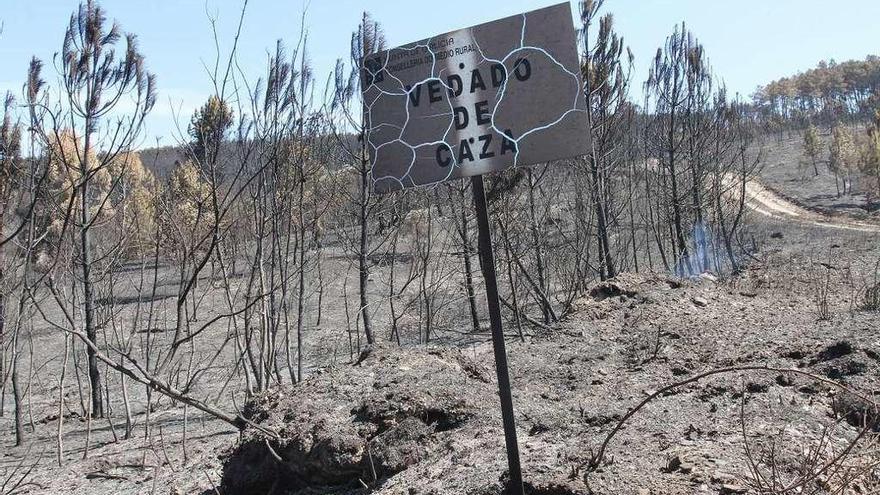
[643,24,761,276]
[28,0,157,418]
[330,13,387,345]
[580,0,633,280]
[0,93,22,441]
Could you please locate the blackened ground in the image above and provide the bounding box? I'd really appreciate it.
[218,222,880,494]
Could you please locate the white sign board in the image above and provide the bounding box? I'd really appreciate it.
[362,2,589,193]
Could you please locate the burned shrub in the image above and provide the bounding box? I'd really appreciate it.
[863,282,880,311]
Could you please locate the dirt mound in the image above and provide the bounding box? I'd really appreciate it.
[585,273,684,302]
[566,273,684,321]
[833,391,880,431]
[219,343,496,493]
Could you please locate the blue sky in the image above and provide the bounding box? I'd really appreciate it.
[2,0,878,146]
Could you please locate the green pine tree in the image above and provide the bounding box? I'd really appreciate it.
[802,124,822,176]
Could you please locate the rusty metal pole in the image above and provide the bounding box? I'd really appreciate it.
[471,174,524,494]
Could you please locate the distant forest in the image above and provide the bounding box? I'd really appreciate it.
[141,55,880,173]
[753,55,880,126]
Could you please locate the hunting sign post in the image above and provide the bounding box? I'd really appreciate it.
[362,3,589,492]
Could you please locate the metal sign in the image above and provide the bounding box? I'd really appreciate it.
[361,5,588,493]
[363,2,588,193]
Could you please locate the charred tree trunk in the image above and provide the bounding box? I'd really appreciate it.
[358,153,374,345]
[462,242,481,332]
[80,140,103,419]
[525,169,551,323]
[668,119,691,276]
[11,342,22,446]
[0,278,5,418]
[589,157,616,280]
[457,186,481,333]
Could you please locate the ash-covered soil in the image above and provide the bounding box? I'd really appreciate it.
[8,210,880,495]
[216,239,880,494]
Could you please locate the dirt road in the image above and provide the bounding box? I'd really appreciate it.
[739,178,880,233]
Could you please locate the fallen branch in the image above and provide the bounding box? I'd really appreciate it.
[34,282,280,440]
[739,387,878,494]
[578,365,878,474]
